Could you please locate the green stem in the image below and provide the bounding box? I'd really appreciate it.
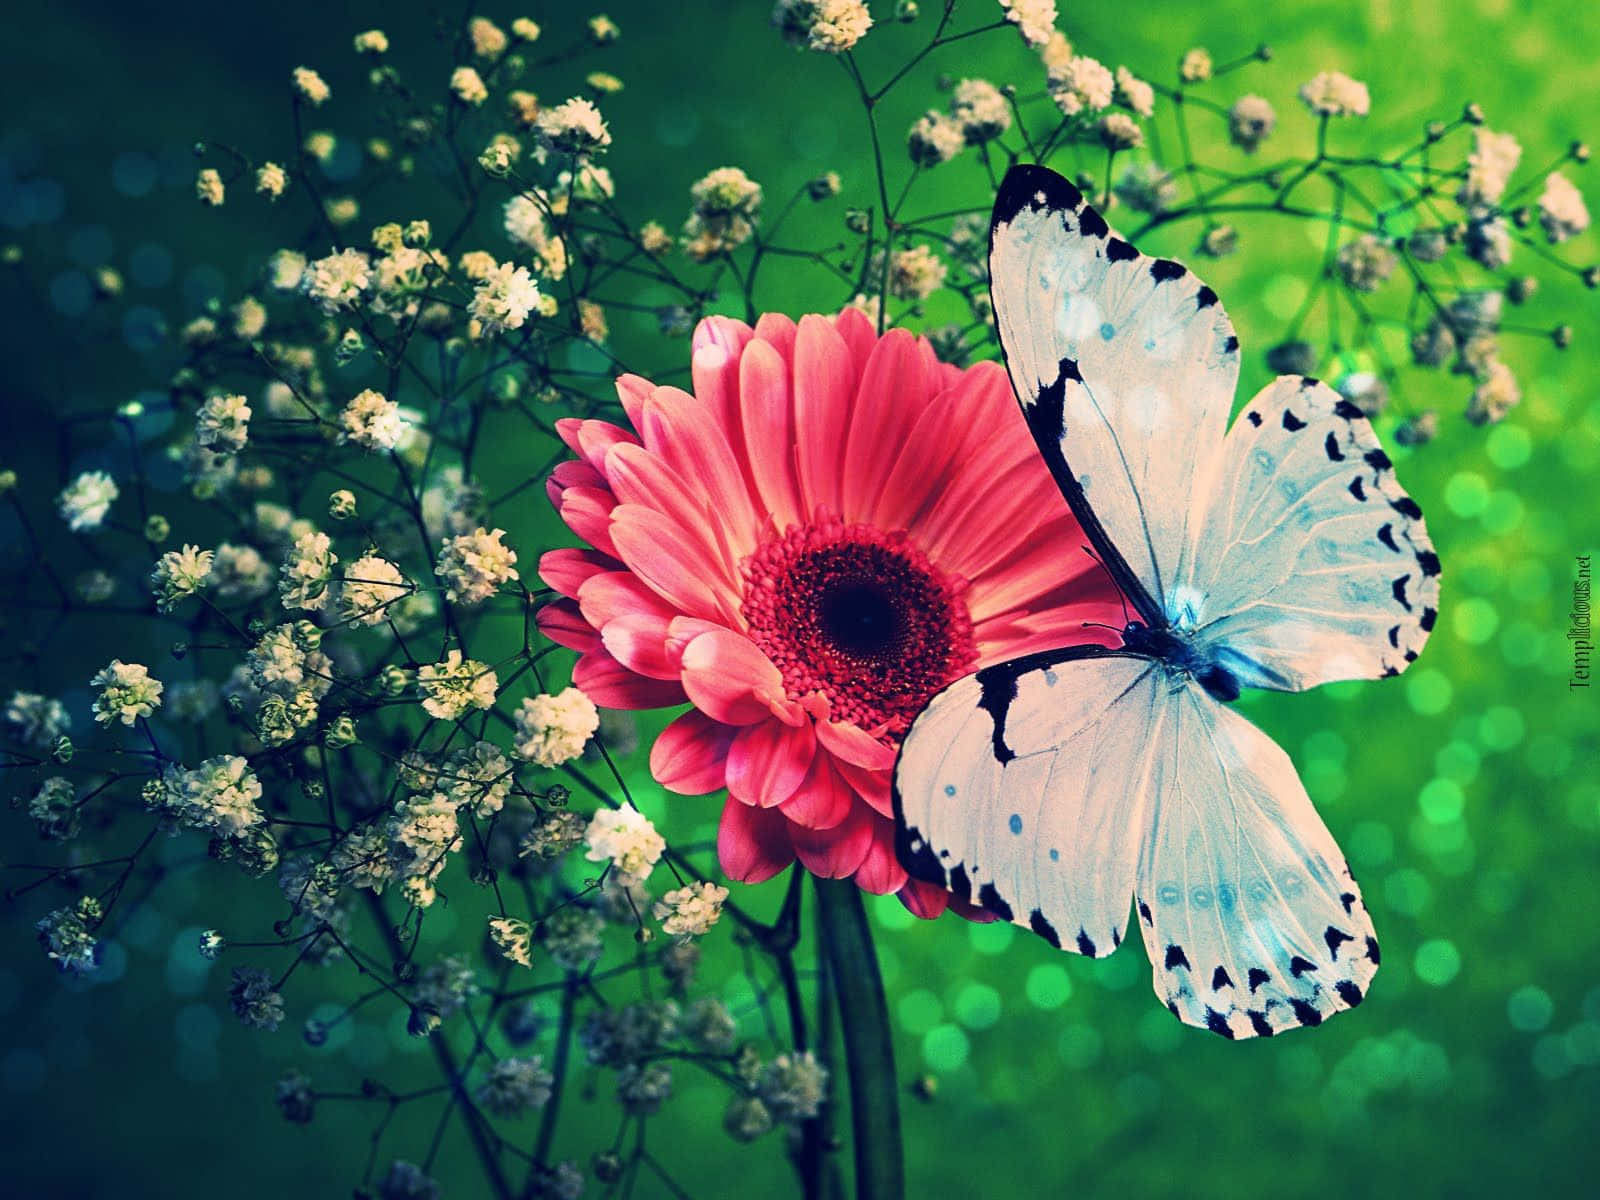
[813,877,904,1200]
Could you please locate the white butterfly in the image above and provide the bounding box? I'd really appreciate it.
[893,164,1440,1038]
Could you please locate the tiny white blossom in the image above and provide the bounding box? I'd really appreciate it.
[293,66,331,106]
[470,262,540,334]
[583,803,665,879]
[195,393,251,453]
[451,65,489,106]
[1460,128,1521,206]
[1298,70,1370,118]
[339,389,406,450]
[1049,55,1115,117]
[417,650,498,720]
[514,687,599,767]
[57,471,118,531]
[255,162,289,200]
[91,660,164,726]
[488,916,534,968]
[353,29,389,54]
[6,691,70,746]
[1229,95,1277,151]
[338,553,409,626]
[303,248,372,313]
[1179,47,1213,83]
[1114,66,1155,118]
[435,527,520,605]
[151,544,215,611]
[654,881,729,938]
[1538,172,1590,243]
[772,0,873,54]
[535,97,612,155]
[907,111,964,166]
[195,168,225,206]
[268,249,307,292]
[279,530,337,611]
[999,0,1057,48]
[163,755,265,836]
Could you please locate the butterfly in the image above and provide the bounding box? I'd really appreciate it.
[892,163,1440,1038]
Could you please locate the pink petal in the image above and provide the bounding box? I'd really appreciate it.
[664,615,729,669]
[727,718,816,808]
[635,386,760,561]
[575,419,640,476]
[899,878,951,920]
[718,800,794,884]
[753,312,797,360]
[558,485,621,559]
[600,612,678,679]
[778,752,855,829]
[691,316,755,449]
[536,600,602,654]
[609,504,739,624]
[868,385,967,533]
[737,337,804,532]
[602,443,724,569]
[832,306,878,386]
[789,803,875,879]
[554,416,585,457]
[651,710,737,796]
[576,571,676,629]
[615,374,653,429]
[852,820,909,895]
[830,757,894,818]
[843,328,927,522]
[679,629,796,726]
[814,720,895,771]
[572,648,687,710]
[538,547,616,599]
[547,459,607,509]
[792,315,855,518]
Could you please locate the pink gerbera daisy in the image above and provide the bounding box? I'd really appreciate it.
[538,308,1122,918]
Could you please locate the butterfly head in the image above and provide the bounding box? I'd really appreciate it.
[1121,619,1242,703]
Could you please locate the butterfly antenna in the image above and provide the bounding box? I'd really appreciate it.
[1080,542,1133,627]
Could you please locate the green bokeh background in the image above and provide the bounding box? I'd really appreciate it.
[2,1,1598,1197]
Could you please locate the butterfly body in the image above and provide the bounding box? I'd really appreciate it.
[892,163,1439,1038]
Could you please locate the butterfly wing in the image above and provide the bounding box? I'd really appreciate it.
[894,647,1159,958]
[988,163,1241,620]
[1135,681,1378,1038]
[1181,375,1440,691]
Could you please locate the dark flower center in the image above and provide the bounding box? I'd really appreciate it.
[740,516,977,738]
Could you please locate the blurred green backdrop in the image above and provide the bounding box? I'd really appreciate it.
[2,1,1597,1197]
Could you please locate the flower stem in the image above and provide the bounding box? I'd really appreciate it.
[813,877,904,1200]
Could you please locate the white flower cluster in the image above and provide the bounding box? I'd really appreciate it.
[1298,70,1370,118]
[303,248,372,313]
[239,621,333,745]
[279,530,337,611]
[57,470,118,532]
[583,803,665,879]
[535,97,612,155]
[389,793,462,907]
[91,660,164,726]
[772,0,873,54]
[470,262,540,334]
[337,552,408,626]
[435,527,519,605]
[654,881,729,938]
[683,166,764,261]
[417,650,498,720]
[440,740,513,816]
[488,915,534,967]
[1460,128,1521,207]
[6,690,70,746]
[37,897,102,974]
[1538,172,1590,243]
[514,686,599,766]
[476,1056,553,1115]
[1049,55,1115,118]
[151,543,215,611]
[154,754,265,836]
[339,389,406,450]
[999,0,1057,48]
[196,393,251,453]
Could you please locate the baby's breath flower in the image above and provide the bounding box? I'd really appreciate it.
[435,527,520,605]
[151,543,214,611]
[292,66,331,106]
[195,392,251,453]
[302,248,372,313]
[198,929,226,960]
[324,196,359,226]
[27,776,79,841]
[279,530,337,611]
[586,71,623,95]
[450,65,489,107]
[378,1163,440,1200]
[195,168,225,206]
[442,741,513,816]
[1336,234,1397,291]
[417,650,498,720]
[583,803,664,880]
[469,262,540,334]
[514,687,599,766]
[231,297,267,339]
[504,195,568,279]
[725,1096,775,1142]
[353,29,389,54]
[57,470,118,531]
[616,1062,673,1115]
[772,0,874,54]
[230,967,286,1031]
[164,754,265,835]
[1048,55,1114,118]
[1299,70,1370,118]
[542,907,606,971]
[682,166,763,259]
[1179,47,1213,83]
[581,1000,676,1066]
[488,915,534,968]
[1395,410,1441,447]
[389,793,463,901]
[578,298,609,342]
[1115,161,1179,214]
[881,244,947,300]
[1099,112,1144,150]
[1114,66,1155,118]
[808,171,842,200]
[638,220,672,255]
[37,897,102,974]
[759,1050,827,1122]
[412,956,480,1019]
[268,249,307,292]
[1460,128,1521,207]
[654,881,728,938]
[999,0,1057,48]
[588,14,620,43]
[328,489,357,520]
[338,389,405,451]
[7,691,70,746]
[535,97,612,155]
[1466,359,1521,425]
[512,18,542,42]
[906,110,964,166]
[469,16,508,60]
[519,809,585,860]
[91,660,163,726]
[338,552,408,626]
[477,1057,553,1115]
[255,162,288,199]
[1538,172,1590,243]
[276,1070,315,1124]
[213,542,273,602]
[1228,95,1277,151]
[1465,213,1514,270]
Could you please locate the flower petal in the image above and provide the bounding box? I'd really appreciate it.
[736,336,803,532]
[691,315,755,446]
[575,418,640,476]
[791,314,856,518]
[538,547,616,599]
[536,600,602,654]
[789,803,875,879]
[651,709,737,796]
[576,570,675,629]
[830,757,894,818]
[843,328,928,522]
[813,719,895,771]
[572,647,687,709]
[831,306,878,385]
[547,458,607,508]
[718,800,793,884]
[778,752,855,829]
[558,485,621,559]
[753,311,797,361]
[615,373,653,429]
[609,503,739,624]
[852,819,909,895]
[600,612,678,679]
[898,878,951,920]
[727,718,816,808]
[679,629,796,726]
[664,615,728,669]
[636,385,760,561]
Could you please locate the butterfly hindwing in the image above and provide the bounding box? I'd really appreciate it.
[1182,375,1440,691]
[894,648,1157,958]
[989,164,1240,617]
[1136,685,1379,1038]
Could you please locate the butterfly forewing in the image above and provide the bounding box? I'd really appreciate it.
[1181,375,1440,690]
[988,164,1241,621]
